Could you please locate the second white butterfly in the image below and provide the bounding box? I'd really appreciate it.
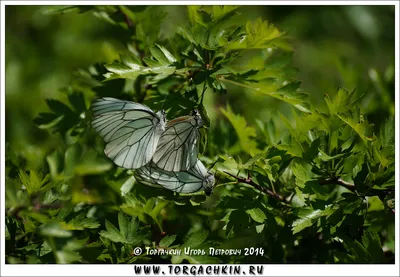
[134,159,214,195]
[152,109,203,172]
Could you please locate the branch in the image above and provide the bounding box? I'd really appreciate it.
[320,178,395,215]
[118,7,145,60]
[319,178,394,195]
[224,171,287,203]
[7,202,63,218]
[122,11,133,28]
[319,178,356,192]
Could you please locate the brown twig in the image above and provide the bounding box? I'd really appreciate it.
[319,178,356,192]
[319,178,394,195]
[319,178,395,215]
[7,202,63,218]
[122,12,133,29]
[224,171,287,203]
[118,6,134,29]
[118,7,145,60]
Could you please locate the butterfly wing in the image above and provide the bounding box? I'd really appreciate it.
[91,97,166,169]
[152,111,203,172]
[134,160,214,194]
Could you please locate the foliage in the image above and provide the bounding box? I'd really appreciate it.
[5,5,395,264]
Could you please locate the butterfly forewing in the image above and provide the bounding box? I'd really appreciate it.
[92,97,152,113]
[152,111,202,172]
[91,97,166,169]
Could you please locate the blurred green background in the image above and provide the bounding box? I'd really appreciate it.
[5,5,395,173]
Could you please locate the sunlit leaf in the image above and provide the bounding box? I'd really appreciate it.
[220,105,259,156]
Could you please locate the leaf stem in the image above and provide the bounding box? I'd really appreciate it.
[223,171,287,203]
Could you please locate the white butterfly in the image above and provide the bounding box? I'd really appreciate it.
[134,159,214,195]
[152,110,203,172]
[91,97,166,169]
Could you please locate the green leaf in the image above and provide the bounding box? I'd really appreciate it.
[246,208,267,223]
[159,235,177,248]
[291,162,310,188]
[303,137,321,161]
[224,18,283,50]
[212,5,240,22]
[99,219,125,243]
[40,5,85,14]
[34,113,64,130]
[195,10,213,27]
[362,230,386,263]
[46,151,63,178]
[274,81,311,113]
[118,211,129,240]
[336,111,374,143]
[226,209,250,236]
[19,170,53,195]
[379,117,394,147]
[56,250,82,264]
[34,97,80,136]
[317,149,349,161]
[37,241,53,257]
[293,187,306,207]
[292,205,338,234]
[40,222,72,238]
[324,87,361,115]
[126,217,141,244]
[255,224,265,233]
[121,176,136,196]
[151,44,177,64]
[74,149,113,175]
[190,195,207,206]
[182,230,209,248]
[220,105,259,156]
[64,143,82,176]
[324,89,373,143]
[220,78,311,113]
[68,91,87,113]
[99,212,142,245]
[348,239,371,263]
[367,196,384,212]
[104,51,181,81]
[64,214,100,230]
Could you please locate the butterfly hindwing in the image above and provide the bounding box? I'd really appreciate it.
[134,160,214,195]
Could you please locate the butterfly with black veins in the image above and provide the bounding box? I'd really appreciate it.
[152,109,203,172]
[134,159,215,195]
[91,97,166,169]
